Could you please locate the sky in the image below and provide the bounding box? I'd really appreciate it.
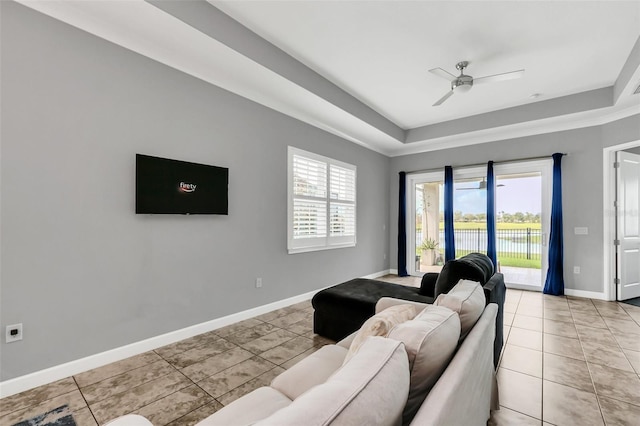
[432,175,542,214]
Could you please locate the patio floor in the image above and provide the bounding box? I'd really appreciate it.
[501,265,542,289]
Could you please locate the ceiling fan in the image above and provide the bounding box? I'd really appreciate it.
[457,178,505,190]
[429,61,524,106]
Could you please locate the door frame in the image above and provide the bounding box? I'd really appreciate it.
[603,140,640,301]
[494,159,552,290]
[407,171,444,276]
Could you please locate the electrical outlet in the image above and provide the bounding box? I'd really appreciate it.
[256,277,263,288]
[6,324,23,343]
[573,266,580,274]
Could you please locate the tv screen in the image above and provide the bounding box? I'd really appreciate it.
[136,154,228,215]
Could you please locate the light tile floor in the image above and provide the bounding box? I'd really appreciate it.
[1,275,639,425]
[489,287,640,426]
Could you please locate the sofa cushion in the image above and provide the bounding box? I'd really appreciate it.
[198,386,292,426]
[387,305,460,424]
[343,303,417,364]
[271,344,348,400]
[434,279,485,341]
[434,252,494,297]
[255,337,409,426]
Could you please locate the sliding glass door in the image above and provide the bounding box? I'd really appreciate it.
[494,160,551,290]
[406,160,552,290]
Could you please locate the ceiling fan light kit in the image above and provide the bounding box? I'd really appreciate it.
[429,60,525,106]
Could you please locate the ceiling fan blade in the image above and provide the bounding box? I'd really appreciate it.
[429,67,456,81]
[433,90,454,106]
[474,69,524,85]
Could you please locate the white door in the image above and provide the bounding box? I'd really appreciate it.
[617,151,640,301]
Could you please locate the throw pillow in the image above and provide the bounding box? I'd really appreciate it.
[434,279,485,341]
[343,304,417,364]
[387,305,460,424]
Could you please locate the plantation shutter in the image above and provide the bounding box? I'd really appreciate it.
[288,147,356,253]
[329,165,356,244]
[292,155,327,241]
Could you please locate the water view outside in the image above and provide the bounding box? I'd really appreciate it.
[415,173,543,286]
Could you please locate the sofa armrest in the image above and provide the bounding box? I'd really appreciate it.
[337,330,357,349]
[198,387,291,426]
[375,297,429,314]
[270,345,348,400]
[482,273,505,367]
[256,337,409,426]
[419,272,439,297]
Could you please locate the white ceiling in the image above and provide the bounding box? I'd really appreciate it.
[214,0,640,128]
[17,1,640,156]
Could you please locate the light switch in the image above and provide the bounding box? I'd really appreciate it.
[574,227,588,235]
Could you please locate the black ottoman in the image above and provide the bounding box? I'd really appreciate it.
[312,278,434,341]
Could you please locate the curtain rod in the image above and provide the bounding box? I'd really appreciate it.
[405,153,568,175]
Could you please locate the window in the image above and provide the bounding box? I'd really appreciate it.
[288,147,356,253]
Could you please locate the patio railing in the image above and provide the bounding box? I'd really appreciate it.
[416,228,541,260]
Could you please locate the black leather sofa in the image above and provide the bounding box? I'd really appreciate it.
[312,253,506,367]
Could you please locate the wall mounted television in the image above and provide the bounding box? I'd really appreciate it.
[136,154,228,215]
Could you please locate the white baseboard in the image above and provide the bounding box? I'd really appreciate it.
[0,268,396,399]
[0,289,323,398]
[506,283,542,292]
[504,285,610,302]
[361,269,393,279]
[389,269,398,275]
[564,288,608,301]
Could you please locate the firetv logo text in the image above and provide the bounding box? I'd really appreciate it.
[179,182,197,193]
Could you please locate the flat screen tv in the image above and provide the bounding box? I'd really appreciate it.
[136,154,228,215]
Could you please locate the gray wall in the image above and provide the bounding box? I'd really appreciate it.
[603,114,640,148]
[0,2,389,380]
[390,126,613,294]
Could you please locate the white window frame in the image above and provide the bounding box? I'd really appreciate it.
[288,146,357,254]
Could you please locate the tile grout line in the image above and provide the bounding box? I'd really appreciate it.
[213,363,283,408]
[499,289,546,423]
[147,365,214,426]
[72,375,100,426]
[591,304,640,414]
[567,297,608,425]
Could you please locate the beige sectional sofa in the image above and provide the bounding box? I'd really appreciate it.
[107,280,498,426]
